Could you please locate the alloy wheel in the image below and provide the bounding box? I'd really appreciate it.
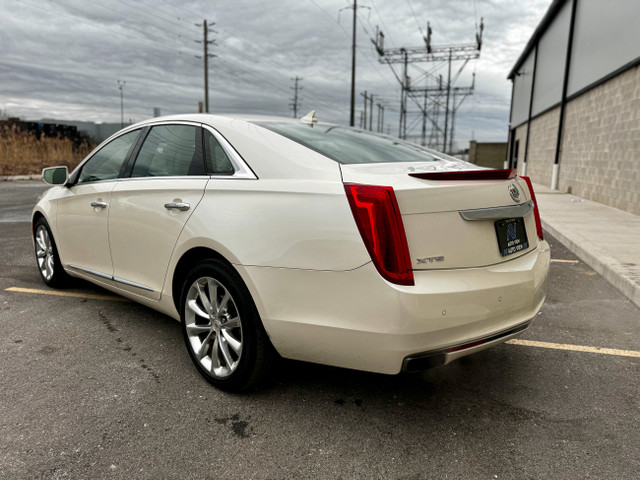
[35,225,55,281]
[184,276,243,378]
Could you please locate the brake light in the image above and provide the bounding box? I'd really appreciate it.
[520,176,544,240]
[344,184,414,286]
[409,169,516,181]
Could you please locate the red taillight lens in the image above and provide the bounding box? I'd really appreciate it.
[344,184,414,286]
[520,176,544,240]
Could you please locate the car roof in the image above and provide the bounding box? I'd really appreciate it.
[129,113,301,129]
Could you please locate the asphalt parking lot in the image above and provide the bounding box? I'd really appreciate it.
[1,181,639,479]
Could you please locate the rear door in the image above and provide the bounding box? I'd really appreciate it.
[108,123,209,300]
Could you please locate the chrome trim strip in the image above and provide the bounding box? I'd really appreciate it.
[68,264,154,292]
[113,276,154,292]
[459,201,534,221]
[68,264,112,280]
[201,124,258,179]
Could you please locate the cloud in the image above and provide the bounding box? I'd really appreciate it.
[0,0,551,145]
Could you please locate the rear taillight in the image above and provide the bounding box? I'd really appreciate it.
[520,176,544,240]
[344,184,414,286]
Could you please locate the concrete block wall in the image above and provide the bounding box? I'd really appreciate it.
[558,65,640,215]
[468,141,507,169]
[525,107,560,186]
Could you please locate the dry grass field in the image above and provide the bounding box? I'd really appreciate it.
[0,124,93,176]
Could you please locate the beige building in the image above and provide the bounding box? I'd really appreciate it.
[507,0,640,215]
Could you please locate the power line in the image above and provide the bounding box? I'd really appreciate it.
[405,0,425,38]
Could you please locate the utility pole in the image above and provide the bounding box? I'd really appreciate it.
[443,49,452,152]
[368,94,374,131]
[361,91,369,129]
[421,90,427,146]
[342,0,369,126]
[117,80,125,128]
[290,76,303,118]
[195,20,216,113]
[377,103,384,133]
[399,48,408,139]
[350,0,357,126]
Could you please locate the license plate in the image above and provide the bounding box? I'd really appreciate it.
[495,217,529,257]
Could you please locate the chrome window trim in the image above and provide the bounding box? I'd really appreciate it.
[201,124,257,180]
[116,175,211,183]
[71,127,145,183]
[71,120,257,182]
[459,201,534,221]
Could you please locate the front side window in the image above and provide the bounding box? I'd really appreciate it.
[77,129,140,184]
[131,124,204,177]
[204,130,234,175]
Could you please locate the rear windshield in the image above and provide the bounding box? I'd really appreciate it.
[255,122,445,165]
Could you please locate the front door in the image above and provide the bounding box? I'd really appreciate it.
[56,129,141,285]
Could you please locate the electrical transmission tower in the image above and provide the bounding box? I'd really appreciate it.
[373,19,483,153]
[290,77,303,118]
[195,20,217,113]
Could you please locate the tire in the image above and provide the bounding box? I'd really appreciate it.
[180,258,277,392]
[33,217,70,288]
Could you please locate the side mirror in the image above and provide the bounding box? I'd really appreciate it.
[42,166,69,185]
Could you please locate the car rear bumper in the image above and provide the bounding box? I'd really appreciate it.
[238,239,550,375]
[401,319,532,372]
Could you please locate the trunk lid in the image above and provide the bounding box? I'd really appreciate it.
[341,162,539,270]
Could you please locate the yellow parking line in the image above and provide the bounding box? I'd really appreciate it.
[507,339,640,358]
[6,288,638,359]
[550,259,580,264]
[5,287,129,302]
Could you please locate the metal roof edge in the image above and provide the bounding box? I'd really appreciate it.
[507,0,570,80]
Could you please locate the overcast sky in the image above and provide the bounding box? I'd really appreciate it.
[0,0,550,146]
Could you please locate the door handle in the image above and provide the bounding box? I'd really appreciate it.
[164,202,190,211]
[90,201,108,208]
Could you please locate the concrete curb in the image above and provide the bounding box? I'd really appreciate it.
[542,214,640,309]
[0,174,41,181]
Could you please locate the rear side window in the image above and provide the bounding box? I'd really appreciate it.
[204,130,234,175]
[131,124,204,177]
[77,129,140,184]
[256,122,446,165]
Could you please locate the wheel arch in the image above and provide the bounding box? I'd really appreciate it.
[170,246,276,349]
[170,247,265,317]
[32,210,45,236]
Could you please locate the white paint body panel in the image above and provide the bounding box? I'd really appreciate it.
[33,114,551,376]
[55,181,117,286]
[108,177,208,299]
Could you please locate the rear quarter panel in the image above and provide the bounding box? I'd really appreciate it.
[171,178,370,272]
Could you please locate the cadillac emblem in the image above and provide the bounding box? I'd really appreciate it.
[508,184,521,203]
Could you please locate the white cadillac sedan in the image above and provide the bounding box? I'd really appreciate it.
[33,113,550,391]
